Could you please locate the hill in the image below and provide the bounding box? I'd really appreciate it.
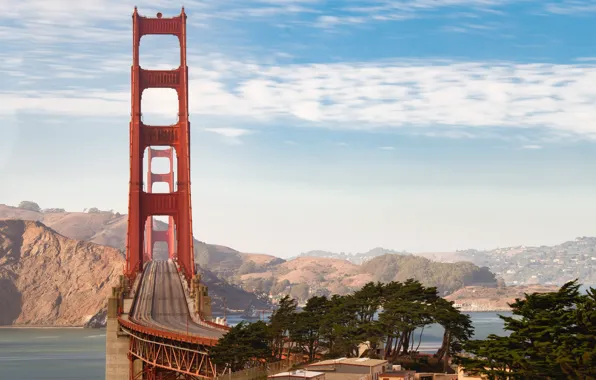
[418,239,596,286]
[0,205,272,321]
[0,203,499,305]
[0,203,280,278]
[292,247,410,264]
[232,254,497,302]
[445,284,561,311]
[0,219,123,326]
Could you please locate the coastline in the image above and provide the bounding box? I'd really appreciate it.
[459,309,511,313]
[0,325,94,329]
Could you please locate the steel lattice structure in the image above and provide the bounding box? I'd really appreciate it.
[125,6,195,283]
[123,326,217,379]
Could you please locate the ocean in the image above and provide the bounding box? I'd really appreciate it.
[0,312,511,380]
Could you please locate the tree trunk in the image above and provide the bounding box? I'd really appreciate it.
[402,330,412,355]
[415,326,425,353]
[384,336,393,360]
[436,329,450,361]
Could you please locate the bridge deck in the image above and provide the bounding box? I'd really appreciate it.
[131,260,224,339]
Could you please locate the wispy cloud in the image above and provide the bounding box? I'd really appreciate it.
[379,146,396,150]
[522,144,543,149]
[314,0,515,28]
[544,1,596,15]
[5,56,596,141]
[203,127,254,145]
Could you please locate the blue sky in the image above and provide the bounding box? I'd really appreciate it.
[1,0,596,257]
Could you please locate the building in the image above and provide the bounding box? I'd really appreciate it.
[378,370,416,380]
[306,357,389,380]
[415,374,457,380]
[457,366,486,379]
[268,370,326,379]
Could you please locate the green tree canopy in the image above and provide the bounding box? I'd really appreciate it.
[211,320,271,372]
[456,280,596,379]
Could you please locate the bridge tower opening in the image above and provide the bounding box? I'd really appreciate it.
[125,6,195,283]
[144,147,177,262]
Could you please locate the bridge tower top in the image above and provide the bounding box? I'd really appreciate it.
[125,7,195,283]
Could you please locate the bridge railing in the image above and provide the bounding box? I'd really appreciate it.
[213,358,298,380]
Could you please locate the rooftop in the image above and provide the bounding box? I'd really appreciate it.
[307,357,388,368]
[269,370,325,379]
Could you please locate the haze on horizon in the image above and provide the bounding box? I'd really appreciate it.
[1,0,596,258]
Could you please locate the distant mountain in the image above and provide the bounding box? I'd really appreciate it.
[292,247,410,264]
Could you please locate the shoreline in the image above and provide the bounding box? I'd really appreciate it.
[0,325,98,329]
[459,309,511,313]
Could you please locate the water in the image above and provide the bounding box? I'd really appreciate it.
[0,312,511,379]
[0,328,106,380]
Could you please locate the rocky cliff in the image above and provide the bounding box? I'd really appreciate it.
[0,220,123,326]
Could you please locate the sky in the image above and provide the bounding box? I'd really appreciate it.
[1,0,596,257]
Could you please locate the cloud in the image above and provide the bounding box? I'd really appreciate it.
[203,127,254,145]
[379,146,396,150]
[5,56,596,140]
[544,1,596,15]
[522,144,542,149]
[314,0,515,28]
[2,0,596,143]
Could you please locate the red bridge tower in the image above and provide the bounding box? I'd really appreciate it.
[125,7,195,282]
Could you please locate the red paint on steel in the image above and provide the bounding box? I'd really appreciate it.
[119,317,220,346]
[144,147,176,262]
[126,6,195,282]
[124,323,217,378]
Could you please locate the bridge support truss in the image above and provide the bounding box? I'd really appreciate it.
[124,327,217,379]
[125,6,195,282]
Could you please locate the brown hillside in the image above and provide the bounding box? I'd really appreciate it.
[445,284,560,311]
[239,256,374,295]
[0,220,123,326]
[0,205,272,315]
[0,204,277,275]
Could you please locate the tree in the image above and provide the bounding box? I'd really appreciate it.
[321,294,362,357]
[380,280,438,359]
[268,295,297,360]
[210,321,272,372]
[87,207,101,213]
[351,282,385,356]
[17,201,41,212]
[294,296,330,362]
[432,298,474,368]
[456,280,596,379]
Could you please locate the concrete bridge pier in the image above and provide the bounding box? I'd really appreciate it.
[105,278,135,380]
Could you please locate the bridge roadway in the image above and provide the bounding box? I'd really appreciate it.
[131,260,224,339]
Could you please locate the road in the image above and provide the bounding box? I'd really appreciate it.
[132,260,224,339]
